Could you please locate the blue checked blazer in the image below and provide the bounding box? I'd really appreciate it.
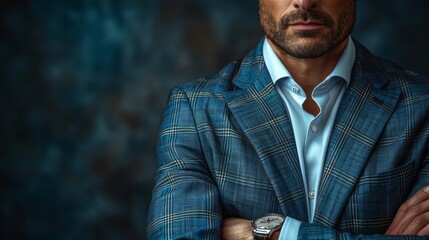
[147,39,429,239]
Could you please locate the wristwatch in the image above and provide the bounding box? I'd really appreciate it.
[251,213,285,240]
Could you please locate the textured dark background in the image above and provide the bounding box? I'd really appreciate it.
[1,0,428,239]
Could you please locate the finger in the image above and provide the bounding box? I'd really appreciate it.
[387,186,429,235]
[417,223,429,236]
[387,188,428,234]
[402,212,429,235]
[397,198,429,234]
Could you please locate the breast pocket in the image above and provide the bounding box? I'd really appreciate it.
[356,161,416,196]
[348,161,417,221]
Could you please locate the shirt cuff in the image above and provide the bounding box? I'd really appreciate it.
[279,217,302,240]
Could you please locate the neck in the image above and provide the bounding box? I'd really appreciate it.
[267,38,349,95]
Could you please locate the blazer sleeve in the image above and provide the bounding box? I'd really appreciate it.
[297,223,429,239]
[146,87,222,239]
[294,148,429,240]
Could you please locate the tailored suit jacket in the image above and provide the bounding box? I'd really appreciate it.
[147,39,429,239]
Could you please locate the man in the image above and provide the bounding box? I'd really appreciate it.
[147,0,429,239]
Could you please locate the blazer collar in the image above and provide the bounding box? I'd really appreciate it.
[230,39,272,90]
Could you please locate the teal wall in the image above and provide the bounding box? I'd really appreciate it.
[1,0,428,239]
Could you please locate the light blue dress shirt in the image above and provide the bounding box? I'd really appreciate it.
[262,36,356,239]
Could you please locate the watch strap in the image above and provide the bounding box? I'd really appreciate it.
[253,233,269,240]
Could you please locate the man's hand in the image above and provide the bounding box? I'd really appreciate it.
[221,218,280,240]
[386,186,429,236]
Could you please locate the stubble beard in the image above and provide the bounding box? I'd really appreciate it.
[259,2,356,59]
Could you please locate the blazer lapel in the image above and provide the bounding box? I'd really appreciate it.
[314,44,401,226]
[223,42,308,220]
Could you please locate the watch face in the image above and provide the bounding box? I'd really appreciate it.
[254,215,284,229]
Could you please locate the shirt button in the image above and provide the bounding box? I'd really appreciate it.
[292,86,299,93]
[311,124,318,133]
[309,190,315,199]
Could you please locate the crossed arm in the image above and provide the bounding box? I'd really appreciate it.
[222,186,429,239]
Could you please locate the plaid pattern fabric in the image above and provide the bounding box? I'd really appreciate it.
[147,39,429,239]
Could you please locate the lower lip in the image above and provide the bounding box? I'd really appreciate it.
[289,24,324,31]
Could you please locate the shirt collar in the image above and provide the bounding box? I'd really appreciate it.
[263,36,356,87]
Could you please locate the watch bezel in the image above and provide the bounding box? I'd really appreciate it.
[251,213,285,239]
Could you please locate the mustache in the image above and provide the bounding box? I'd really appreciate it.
[279,9,334,28]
